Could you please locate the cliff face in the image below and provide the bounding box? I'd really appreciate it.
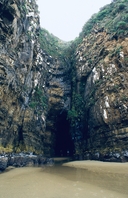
[0,0,128,161]
[45,57,72,156]
[0,0,72,156]
[69,0,128,160]
[0,0,50,153]
[38,29,73,156]
[72,29,128,160]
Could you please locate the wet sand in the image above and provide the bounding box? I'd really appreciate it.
[0,160,128,198]
[63,160,128,173]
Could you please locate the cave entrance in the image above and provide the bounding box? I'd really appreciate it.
[55,111,74,157]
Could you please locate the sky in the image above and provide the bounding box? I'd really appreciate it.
[37,0,112,41]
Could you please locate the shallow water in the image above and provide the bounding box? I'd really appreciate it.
[0,162,128,198]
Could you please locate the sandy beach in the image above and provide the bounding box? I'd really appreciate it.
[63,160,128,174]
[0,160,128,198]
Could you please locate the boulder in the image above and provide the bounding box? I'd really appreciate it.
[0,156,8,171]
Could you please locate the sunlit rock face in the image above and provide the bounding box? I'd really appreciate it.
[73,28,128,161]
[0,0,49,153]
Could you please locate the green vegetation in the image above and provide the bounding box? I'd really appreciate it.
[39,0,128,59]
[37,0,128,157]
[121,94,128,102]
[96,9,108,21]
[116,21,127,29]
[19,0,28,17]
[18,0,128,58]
[73,0,128,46]
[38,0,128,120]
[29,87,47,111]
[39,28,71,58]
[21,5,28,13]
[67,93,85,125]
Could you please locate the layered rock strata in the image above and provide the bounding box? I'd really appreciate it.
[45,58,72,156]
[72,27,128,161]
[0,0,128,162]
[0,0,49,153]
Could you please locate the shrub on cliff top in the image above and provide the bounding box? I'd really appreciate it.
[74,0,128,46]
[116,21,127,29]
[39,28,71,58]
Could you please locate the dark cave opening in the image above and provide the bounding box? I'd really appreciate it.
[2,10,14,23]
[55,111,74,157]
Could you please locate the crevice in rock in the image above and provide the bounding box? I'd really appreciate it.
[18,126,23,142]
[54,111,74,157]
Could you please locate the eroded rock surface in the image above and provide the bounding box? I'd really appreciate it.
[0,0,128,162]
[0,153,54,171]
[0,0,49,153]
[71,27,128,161]
[45,57,72,156]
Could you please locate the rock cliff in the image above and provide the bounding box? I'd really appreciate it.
[71,29,128,161]
[0,0,49,153]
[68,0,128,161]
[0,0,128,161]
[38,29,73,156]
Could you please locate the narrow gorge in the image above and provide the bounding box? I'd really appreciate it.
[0,0,128,163]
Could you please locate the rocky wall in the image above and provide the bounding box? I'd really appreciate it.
[0,0,128,161]
[0,0,50,154]
[45,57,72,156]
[73,27,128,161]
